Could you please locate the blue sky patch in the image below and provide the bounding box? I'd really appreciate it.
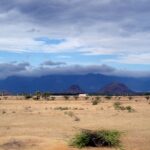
[35,37,65,45]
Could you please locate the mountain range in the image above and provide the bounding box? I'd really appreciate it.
[0,74,149,94]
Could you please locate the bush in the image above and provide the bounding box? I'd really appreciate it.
[126,106,134,112]
[113,102,121,110]
[92,99,99,105]
[128,96,133,100]
[145,96,150,101]
[64,95,69,100]
[113,102,135,112]
[105,96,112,100]
[24,95,32,99]
[50,96,55,101]
[70,132,90,148]
[74,95,79,100]
[33,96,40,100]
[85,96,89,100]
[70,130,121,148]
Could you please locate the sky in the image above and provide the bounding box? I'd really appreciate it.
[0,0,150,78]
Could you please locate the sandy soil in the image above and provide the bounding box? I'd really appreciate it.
[0,96,150,150]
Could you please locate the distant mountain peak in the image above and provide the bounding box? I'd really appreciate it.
[99,82,134,95]
[66,84,83,94]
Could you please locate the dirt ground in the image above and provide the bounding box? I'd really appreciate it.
[0,96,150,150]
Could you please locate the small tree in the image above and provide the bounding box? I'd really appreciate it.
[74,95,79,100]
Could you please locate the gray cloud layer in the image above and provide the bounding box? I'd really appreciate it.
[0,61,149,79]
[1,0,150,31]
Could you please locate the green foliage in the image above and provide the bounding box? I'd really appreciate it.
[125,106,134,112]
[70,130,121,148]
[113,102,135,112]
[96,130,121,147]
[70,132,90,148]
[113,102,121,110]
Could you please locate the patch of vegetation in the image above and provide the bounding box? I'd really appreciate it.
[2,110,6,114]
[64,95,70,100]
[113,102,135,112]
[70,129,121,148]
[85,96,89,100]
[128,96,133,100]
[113,102,122,110]
[145,96,150,101]
[54,107,70,111]
[50,96,55,101]
[33,96,40,100]
[74,95,79,100]
[105,96,112,100]
[95,96,101,101]
[42,92,51,99]
[64,111,80,121]
[24,95,32,99]
[125,106,134,112]
[92,99,99,105]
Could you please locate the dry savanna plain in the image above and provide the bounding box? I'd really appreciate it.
[0,96,150,150]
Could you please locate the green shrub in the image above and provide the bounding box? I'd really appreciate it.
[70,130,121,148]
[96,130,121,147]
[113,102,121,110]
[70,132,90,148]
[113,102,134,112]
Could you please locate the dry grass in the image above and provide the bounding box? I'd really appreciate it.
[0,96,150,150]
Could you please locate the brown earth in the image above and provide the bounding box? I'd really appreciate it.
[0,96,150,150]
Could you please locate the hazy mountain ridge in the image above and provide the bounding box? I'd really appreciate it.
[0,74,149,94]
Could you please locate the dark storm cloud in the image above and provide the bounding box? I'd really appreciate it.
[0,61,116,78]
[0,62,30,78]
[0,61,149,79]
[1,0,150,33]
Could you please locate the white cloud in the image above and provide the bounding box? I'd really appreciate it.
[0,0,150,65]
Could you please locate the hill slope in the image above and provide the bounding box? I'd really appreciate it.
[99,82,134,95]
[0,74,149,93]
